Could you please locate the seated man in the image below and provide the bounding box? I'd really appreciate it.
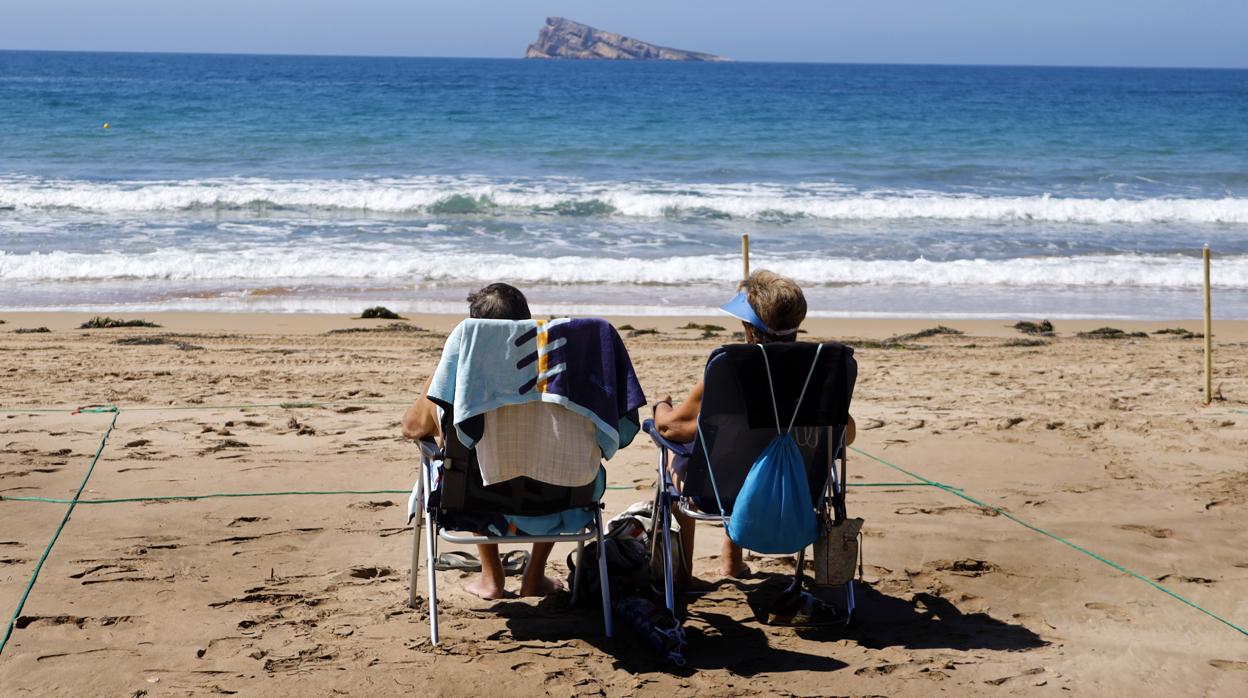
[652,270,856,587]
[402,283,564,599]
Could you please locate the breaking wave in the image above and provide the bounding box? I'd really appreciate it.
[4,249,1246,289]
[3,175,1248,224]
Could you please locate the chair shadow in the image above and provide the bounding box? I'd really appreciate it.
[489,585,848,676]
[737,575,1047,652]
[483,572,1044,674]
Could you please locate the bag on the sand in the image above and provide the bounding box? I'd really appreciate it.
[566,535,650,606]
[813,516,863,586]
[613,594,686,667]
[647,510,686,587]
[725,431,818,554]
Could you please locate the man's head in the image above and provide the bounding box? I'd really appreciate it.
[736,270,806,343]
[467,283,531,321]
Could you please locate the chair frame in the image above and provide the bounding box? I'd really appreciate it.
[408,439,613,645]
[644,413,856,625]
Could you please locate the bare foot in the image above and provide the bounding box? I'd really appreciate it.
[720,561,751,579]
[464,576,513,600]
[519,574,565,597]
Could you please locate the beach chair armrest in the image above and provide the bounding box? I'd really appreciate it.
[418,438,440,464]
[643,419,694,457]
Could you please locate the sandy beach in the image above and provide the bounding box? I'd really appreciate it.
[2,311,1247,696]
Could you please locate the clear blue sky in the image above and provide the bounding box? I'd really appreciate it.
[3,1,1246,68]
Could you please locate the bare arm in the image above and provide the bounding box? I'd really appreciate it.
[845,415,856,446]
[401,374,441,441]
[652,379,704,444]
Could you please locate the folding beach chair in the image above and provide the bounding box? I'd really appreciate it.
[406,404,613,645]
[644,341,858,622]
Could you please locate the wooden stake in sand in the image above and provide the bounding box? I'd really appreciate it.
[742,234,750,281]
[1204,244,1213,405]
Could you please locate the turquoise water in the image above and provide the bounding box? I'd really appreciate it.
[2,51,1247,317]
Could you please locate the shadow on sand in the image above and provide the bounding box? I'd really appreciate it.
[484,572,1042,675]
[737,575,1047,651]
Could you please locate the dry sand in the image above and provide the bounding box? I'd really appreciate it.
[1,311,1247,696]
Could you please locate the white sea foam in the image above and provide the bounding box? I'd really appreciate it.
[2,175,1247,224]
[3,249,1245,289]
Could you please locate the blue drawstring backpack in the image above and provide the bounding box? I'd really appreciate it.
[701,344,825,554]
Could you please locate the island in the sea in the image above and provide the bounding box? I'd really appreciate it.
[524,17,732,62]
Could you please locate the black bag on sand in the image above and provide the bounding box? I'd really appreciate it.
[566,536,650,606]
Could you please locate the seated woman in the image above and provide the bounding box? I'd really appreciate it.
[652,270,856,587]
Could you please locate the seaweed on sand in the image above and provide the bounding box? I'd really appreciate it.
[1153,327,1203,339]
[886,326,963,343]
[627,328,660,338]
[360,306,403,320]
[79,316,161,329]
[1012,320,1054,336]
[1077,327,1148,339]
[327,323,426,335]
[112,336,203,350]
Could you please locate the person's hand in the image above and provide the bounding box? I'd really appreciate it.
[652,395,673,418]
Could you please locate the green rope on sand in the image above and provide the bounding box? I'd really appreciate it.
[3,489,411,504]
[849,482,964,490]
[849,445,1248,639]
[1,406,120,656]
[0,484,644,505]
[0,400,412,414]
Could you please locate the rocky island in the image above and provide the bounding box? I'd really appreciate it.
[524,17,731,62]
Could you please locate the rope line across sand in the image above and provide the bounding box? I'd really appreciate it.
[3,402,1241,658]
[849,445,1248,639]
[0,481,940,506]
[0,406,120,656]
[0,400,412,414]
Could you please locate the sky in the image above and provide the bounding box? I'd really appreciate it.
[2,1,1247,68]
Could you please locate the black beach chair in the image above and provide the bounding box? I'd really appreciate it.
[643,341,858,621]
[406,406,612,645]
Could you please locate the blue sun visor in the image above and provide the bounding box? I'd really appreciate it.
[719,290,799,336]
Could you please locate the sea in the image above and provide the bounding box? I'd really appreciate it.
[2,51,1247,319]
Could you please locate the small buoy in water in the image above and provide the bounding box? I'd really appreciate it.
[102,122,110,129]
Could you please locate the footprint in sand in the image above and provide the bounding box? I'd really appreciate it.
[1209,659,1248,671]
[854,663,904,677]
[1155,574,1216,585]
[348,500,396,511]
[931,559,1000,577]
[227,516,270,527]
[1116,524,1173,539]
[346,565,394,580]
[985,667,1046,686]
[1084,602,1131,622]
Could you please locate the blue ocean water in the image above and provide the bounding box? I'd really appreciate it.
[2,51,1247,317]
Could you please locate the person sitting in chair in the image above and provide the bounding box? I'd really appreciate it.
[652,270,856,587]
[402,283,565,599]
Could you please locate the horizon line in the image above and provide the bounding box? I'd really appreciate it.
[1,47,1246,72]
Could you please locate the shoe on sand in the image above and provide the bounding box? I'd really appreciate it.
[766,590,845,627]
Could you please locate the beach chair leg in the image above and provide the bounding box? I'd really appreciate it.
[657,451,676,614]
[424,510,440,645]
[595,509,613,638]
[409,475,424,609]
[573,540,586,603]
[845,579,856,626]
[660,500,676,614]
[410,519,422,609]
